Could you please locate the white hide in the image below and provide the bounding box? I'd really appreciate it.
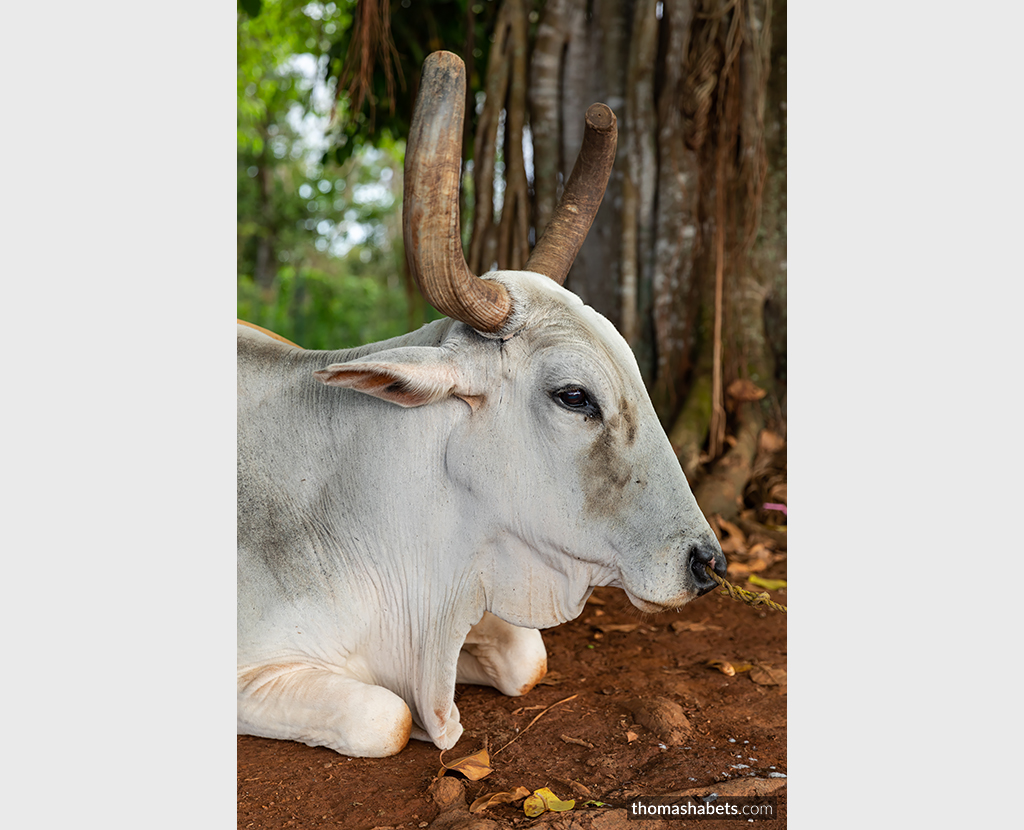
[237,270,722,756]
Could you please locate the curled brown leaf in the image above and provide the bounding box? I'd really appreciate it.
[749,664,787,686]
[437,747,493,781]
[469,786,531,813]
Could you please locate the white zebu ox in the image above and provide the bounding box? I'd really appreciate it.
[237,52,725,758]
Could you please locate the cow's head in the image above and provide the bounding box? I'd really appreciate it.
[313,52,725,627]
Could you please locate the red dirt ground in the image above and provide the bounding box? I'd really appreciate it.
[237,550,787,830]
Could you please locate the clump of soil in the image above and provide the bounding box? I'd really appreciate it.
[238,562,787,829]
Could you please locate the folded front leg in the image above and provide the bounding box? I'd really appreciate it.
[457,612,548,696]
[237,663,412,757]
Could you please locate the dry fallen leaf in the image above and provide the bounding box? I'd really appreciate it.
[670,620,723,634]
[626,730,639,743]
[437,747,493,781]
[715,517,747,555]
[470,787,531,813]
[560,734,595,749]
[726,560,770,578]
[758,429,786,454]
[596,623,642,634]
[624,697,692,746]
[510,704,546,715]
[717,516,744,538]
[738,542,779,568]
[558,778,593,797]
[749,664,787,686]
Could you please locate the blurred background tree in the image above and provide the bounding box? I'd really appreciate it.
[238,0,786,521]
[237,0,419,348]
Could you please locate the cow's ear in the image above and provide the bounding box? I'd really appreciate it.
[313,347,474,409]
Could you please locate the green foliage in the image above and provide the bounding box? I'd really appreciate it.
[323,0,502,161]
[239,0,263,20]
[238,0,418,349]
[237,1,504,350]
[238,262,416,351]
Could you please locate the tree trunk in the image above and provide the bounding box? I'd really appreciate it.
[651,0,701,421]
[557,0,628,329]
[693,401,764,522]
[469,1,512,274]
[496,0,530,271]
[528,0,572,240]
[621,0,659,350]
[254,124,278,290]
[333,0,784,519]
[454,0,783,507]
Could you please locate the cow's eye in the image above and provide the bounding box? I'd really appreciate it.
[553,386,600,419]
[558,387,589,408]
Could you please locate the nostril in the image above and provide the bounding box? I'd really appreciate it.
[688,542,728,592]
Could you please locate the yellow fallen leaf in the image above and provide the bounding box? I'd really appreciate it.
[437,747,493,781]
[523,793,546,817]
[470,786,531,813]
[747,574,787,591]
[523,787,576,816]
[542,796,576,812]
[706,659,736,676]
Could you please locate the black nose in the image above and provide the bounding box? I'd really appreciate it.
[689,541,727,595]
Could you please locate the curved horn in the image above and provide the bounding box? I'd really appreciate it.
[404,51,513,333]
[525,103,618,285]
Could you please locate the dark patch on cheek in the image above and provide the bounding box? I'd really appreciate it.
[619,396,638,446]
[582,423,635,516]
